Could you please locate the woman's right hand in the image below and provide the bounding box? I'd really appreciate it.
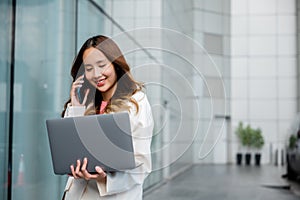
[70,158,107,183]
[70,75,90,106]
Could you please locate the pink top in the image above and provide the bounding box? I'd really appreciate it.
[99,101,108,114]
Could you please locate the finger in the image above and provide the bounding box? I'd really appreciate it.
[72,75,84,88]
[82,89,90,105]
[95,166,107,178]
[88,174,99,179]
[79,74,84,79]
[70,165,78,178]
[71,84,83,92]
[72,77,84,89]
[81,157,88,171]
[75,159,82,177]
[73,77,84,86]
[72,82,83,88]
[75,74,84,82]
[81,158,93,180]
[70,85,83,98]
[74,76,84,82]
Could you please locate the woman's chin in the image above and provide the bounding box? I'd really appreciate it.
[96,86,107,93]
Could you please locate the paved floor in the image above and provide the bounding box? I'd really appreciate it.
[144,164,300,200]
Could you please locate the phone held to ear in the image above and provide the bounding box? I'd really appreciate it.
[77,87,83,104]
[77,74,84,104]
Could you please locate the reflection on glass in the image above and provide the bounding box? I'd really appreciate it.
[0,0,11,199]
[11,1,75,199]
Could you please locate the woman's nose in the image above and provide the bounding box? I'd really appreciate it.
[94,67,102,77]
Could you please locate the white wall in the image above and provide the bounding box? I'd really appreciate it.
[192,0,231,164]
[230,0,297,164]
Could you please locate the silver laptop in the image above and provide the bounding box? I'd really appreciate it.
[46,112,136,175]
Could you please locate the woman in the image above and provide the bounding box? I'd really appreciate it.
[61,35,153,199]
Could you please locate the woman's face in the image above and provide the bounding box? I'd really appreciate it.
[83,47,117,101]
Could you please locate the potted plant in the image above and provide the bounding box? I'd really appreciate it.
[235,122,245,165]
[235,122,264,166]
[252,128,264,166]
[243,124,253,165]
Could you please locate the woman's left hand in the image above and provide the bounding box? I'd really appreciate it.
[70,157,107,183]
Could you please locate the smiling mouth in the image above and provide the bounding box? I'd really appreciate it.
[97,79,105,87]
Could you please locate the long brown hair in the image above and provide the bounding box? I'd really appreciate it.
[61,35,143,117]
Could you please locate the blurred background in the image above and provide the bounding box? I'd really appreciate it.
[0,0,299,199]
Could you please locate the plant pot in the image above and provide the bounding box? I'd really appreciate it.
[255,153,261,166]
[245,153,251,165]
[236,153,243,165]
[286,154,297,180]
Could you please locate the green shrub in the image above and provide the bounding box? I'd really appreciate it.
[235,122,264,149]
[252,128,264,149]
[289,134,297,149]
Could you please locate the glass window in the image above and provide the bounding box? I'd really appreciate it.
[77,0,105,47]
[0,0,12,199]
[11,1,76,199]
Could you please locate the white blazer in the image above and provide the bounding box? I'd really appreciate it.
[63,91,153,200]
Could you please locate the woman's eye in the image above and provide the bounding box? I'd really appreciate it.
[85,68,93,72]
[99,65,106,68]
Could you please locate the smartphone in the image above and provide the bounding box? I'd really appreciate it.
[77,87,83,104]
[76,74,84,104]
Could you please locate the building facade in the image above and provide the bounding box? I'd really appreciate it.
[0,0,298,199]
